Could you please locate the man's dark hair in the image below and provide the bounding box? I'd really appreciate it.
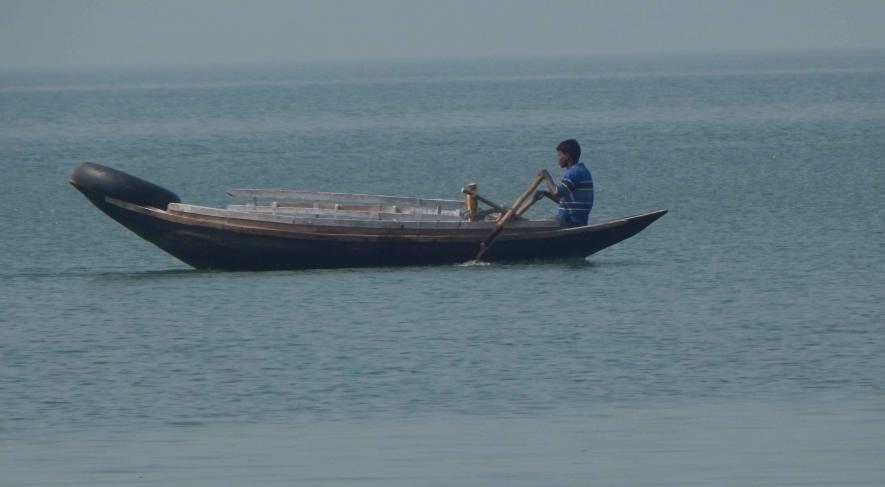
[556,139,581,162]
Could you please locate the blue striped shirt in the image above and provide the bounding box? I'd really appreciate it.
[555,162,594,226]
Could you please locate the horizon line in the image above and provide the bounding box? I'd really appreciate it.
[2,47,884,71]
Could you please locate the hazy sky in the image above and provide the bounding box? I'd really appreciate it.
[1,0,884,67]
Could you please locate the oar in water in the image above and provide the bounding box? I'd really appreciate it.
[474,174,545,262]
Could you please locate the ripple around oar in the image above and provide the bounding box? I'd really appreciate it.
[456,260,492,267]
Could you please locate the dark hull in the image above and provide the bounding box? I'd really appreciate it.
[71,163,666,271]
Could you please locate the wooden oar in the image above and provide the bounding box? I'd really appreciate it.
[474,174,545,261]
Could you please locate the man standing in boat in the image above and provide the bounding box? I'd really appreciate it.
[537,139,594,227]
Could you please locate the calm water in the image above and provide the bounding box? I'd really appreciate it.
[2,51,884,485]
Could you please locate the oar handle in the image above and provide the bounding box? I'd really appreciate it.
[497,174,545,223]
[475,174,546,261]
[514,189,544,217]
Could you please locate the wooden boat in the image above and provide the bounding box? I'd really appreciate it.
[69,162,666,271]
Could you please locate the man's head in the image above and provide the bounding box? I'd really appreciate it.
[556,139,581,168]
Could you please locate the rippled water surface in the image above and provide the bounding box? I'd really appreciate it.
[2,51,884,485]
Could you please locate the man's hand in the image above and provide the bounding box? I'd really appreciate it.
[538,169,558,199]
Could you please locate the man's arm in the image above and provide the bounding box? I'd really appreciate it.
[537,169,560,202]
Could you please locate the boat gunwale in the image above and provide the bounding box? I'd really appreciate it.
[168,202,558,230]
[106,197,665,243]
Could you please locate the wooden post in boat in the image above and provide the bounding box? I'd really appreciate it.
[474,174,545,261]
[462,184,510,219]
[463,183,478,221]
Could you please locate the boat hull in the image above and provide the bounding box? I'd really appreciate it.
[71,163,667,271]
